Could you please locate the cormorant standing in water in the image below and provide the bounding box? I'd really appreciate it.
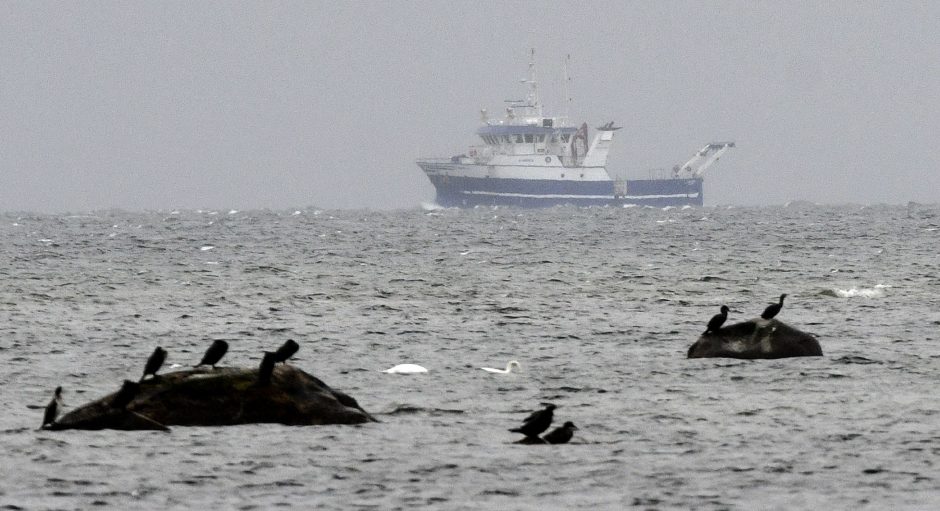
[761,294,787,320]
[141,347,167,381]
[257,352,277,386]
[110,380,140,409]
[543,421,578,444]
[509,403,556,438]
[195,340,228,369]
[704,305,730,335]
[41,386,63,429]
[273,339,299,364]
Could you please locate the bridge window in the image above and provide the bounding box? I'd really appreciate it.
[515,134,523,143]
[561,134,570,143]
[524,134,533,143]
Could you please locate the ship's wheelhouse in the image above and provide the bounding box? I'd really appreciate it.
[475,123,579,158]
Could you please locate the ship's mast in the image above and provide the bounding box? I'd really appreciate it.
[563,53,571,121]
[524,48,542,118]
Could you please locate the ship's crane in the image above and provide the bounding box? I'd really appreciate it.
[675,142,735,178]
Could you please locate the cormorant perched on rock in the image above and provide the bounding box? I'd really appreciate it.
[273,339,299,364]
[141,347,167,381]
[110,380,140,409]
[41,386,63,429]
[761,294,787,320]
[257,352,277,386]
[195,340,228,369]
[509,403,556,438]
[543,421,578,444]
[704,305,730,335]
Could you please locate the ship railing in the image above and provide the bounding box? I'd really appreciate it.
[467,145,494,163]
[644,167,674,180]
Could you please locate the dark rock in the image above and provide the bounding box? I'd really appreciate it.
[51,365,376,431]
[687,318,822,359]
[49,407,170,431]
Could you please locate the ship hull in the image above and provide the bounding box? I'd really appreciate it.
[425,173,703,208]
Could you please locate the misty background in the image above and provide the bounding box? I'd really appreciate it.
[2,1,938,212]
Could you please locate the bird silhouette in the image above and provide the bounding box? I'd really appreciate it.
[195,340,228,369]
[141,347,167,381]
[273,339,299,364]
[257,352,277,386]
[543,421,578,444]
[704,305,730,334]
[509,403,556,438]
[40,386,63,429]
[761,294,787,320]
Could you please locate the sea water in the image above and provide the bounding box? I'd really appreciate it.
[1,203,939,509]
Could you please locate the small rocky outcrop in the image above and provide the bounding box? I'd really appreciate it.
[687,318,822,359]
[50,365,376,431]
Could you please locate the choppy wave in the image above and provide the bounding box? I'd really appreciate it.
[820,284,889,298]
[420,201,445,211]
[3,204,939,510]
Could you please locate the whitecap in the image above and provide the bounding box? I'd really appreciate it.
[200,246,214,251]
[831,286,886,298]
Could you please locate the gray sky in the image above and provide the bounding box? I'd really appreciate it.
[2,1,938,212]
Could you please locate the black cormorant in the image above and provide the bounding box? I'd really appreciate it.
[41,386,62,429]
[141,347,167,381]
[273,339,299,364]
[704,305,730,335]
[509,403,556,438]
[543,421,578,444]
[761,294,787,320]
[257,351,277,386]
[195,340,229,369]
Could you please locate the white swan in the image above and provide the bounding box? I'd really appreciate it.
[480,360,520,374]
[382,363,428,374]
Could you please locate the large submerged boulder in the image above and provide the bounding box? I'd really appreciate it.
[687,318,822,359]
[51,365,376,431]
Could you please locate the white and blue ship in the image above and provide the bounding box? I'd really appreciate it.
[417,52,734,208]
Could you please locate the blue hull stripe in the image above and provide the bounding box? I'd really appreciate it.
[427,175,703,208]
